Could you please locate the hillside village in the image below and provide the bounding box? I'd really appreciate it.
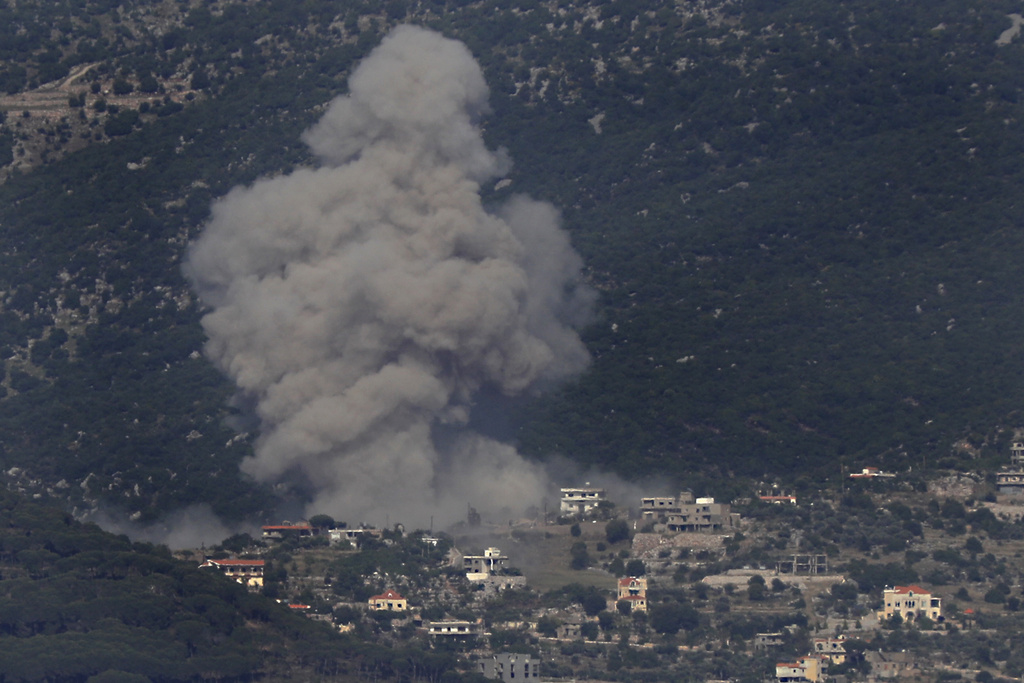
[188,446,1024,683]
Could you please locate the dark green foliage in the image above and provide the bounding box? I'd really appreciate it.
[649,601,700,634]
[569,541,590,570]
[0,488,418,681]
[605,519,630,544]
[0,0,1022,526]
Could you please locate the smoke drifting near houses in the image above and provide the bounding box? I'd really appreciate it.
[184,26,595,528]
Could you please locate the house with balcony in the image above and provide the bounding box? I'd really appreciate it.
[617,576,648,612]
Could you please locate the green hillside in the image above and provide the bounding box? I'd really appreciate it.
[0,0,1022,518]
[0,486,458,682]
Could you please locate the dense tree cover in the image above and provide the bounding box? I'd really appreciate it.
[0,0,1022,521]
[0,487,475,682]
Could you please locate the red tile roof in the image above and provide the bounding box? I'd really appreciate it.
[371,589,405,601]
[889,585,928,595]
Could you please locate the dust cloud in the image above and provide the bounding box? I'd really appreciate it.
[184,26,595,529]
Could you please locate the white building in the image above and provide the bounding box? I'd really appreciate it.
[560,486,607,516]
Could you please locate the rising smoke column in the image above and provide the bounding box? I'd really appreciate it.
[184,25,594,527]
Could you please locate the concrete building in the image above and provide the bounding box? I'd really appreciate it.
[1012,441,1024,465]
[199,558,264,588]
[462,547,508,579]
[261,524,315,540]
[812,635,847,665]
[479,653,539,682]
[997,468,1024,495]
[879,585,942,622]
[328,527,382,544]
[427,620,480,638]
[864,651,917,679]
[640,492,739,532]
[560,486,607,516]
[754,633,784,650]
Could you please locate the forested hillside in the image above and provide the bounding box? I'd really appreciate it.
[0,0,1022,520]
[0,487,454,682]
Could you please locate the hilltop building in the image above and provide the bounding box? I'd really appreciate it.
[328,527,383,544]
[849,467,895,479]
[199,558,264,588]
[261,523,315,541]
[640,492,740,532]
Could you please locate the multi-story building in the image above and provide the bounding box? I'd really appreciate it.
[479,653,539,682]
[641,492,739,532]
[617,576,648,612]
[1012,441,1024,466]
[427,620,480,638]
[560,486,607,516]
[198,558,265,588]
[812,635,847,665]
[997,468,1024,495]
[462,547,508,578]
[879,585,942,622]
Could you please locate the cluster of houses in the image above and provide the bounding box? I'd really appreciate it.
[766,585,944,682]
[195,473,999,683]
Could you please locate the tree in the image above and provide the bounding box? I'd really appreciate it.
[580,622,599,640]
[579,588,607,617]
[570,542,590,570]
[650,602,699,634]
[605,519,630,544]
[625,559,645,576]
[536,615,559,637]
[570,523,581,537]
[309,514,335,530]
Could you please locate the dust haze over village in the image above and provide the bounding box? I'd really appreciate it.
[2,0,1024,681]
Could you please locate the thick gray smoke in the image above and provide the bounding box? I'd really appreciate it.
[184,26,594,528]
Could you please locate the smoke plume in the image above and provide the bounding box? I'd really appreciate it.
[184,25,594,528]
